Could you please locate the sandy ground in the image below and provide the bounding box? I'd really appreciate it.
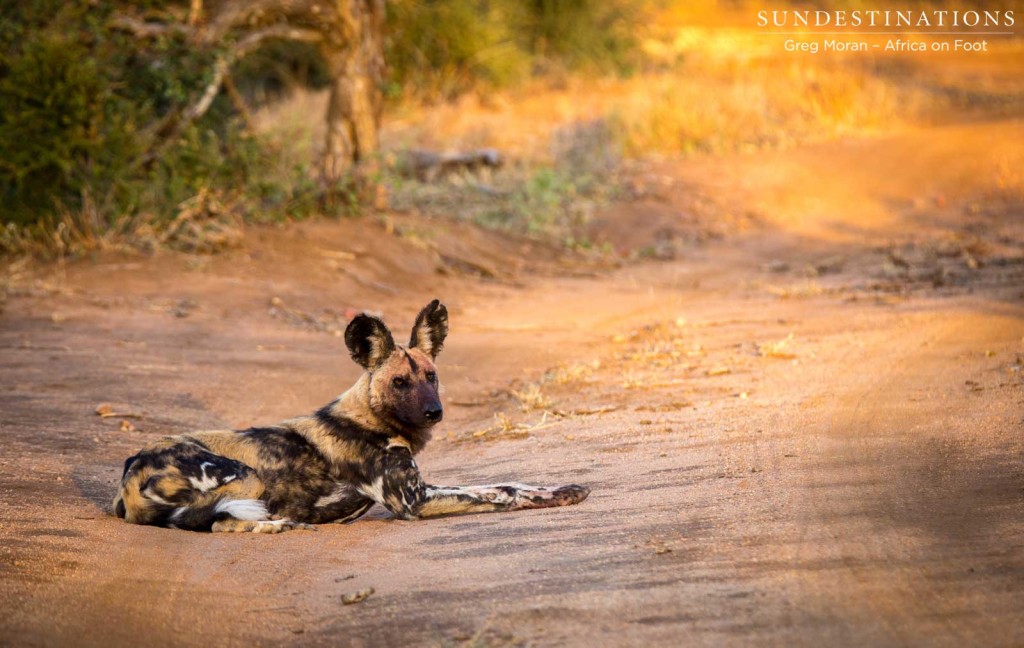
[2,108,1023,646]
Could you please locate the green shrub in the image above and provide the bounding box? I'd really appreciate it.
[0,0,644,252]
[515,0,643,74]
[0,0,322,249]
[386,1,529,100]
[385,0,643,100]
[0,24,124,225]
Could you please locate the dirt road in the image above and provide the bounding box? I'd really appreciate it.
[2,113,1023,646]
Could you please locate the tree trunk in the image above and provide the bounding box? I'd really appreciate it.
[116,0,385,190]
[321,0,385,185]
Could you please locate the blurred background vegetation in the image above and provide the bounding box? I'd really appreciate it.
[0,0,647,249]
[2,1,1012,256]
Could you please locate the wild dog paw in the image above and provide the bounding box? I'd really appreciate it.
[550,484,590,506]
[516,484,590,508]
[252,519,317,534]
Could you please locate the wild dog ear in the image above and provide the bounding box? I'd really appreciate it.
[345,314,396,370]
[120,453,141,480]
[409,299,448,359]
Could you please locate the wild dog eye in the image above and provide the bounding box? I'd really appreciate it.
[425,371,437,383]
[392,376,408,388]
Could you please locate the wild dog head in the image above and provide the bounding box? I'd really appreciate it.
[345,299,448,430]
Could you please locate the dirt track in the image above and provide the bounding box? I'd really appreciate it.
[2,111,1023,645]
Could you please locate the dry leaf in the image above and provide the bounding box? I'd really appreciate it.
[120,420,137,433]
[706,366,731,376]
[95,403,115,417]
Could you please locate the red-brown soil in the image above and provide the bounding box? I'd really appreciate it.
[2,111,1023,646]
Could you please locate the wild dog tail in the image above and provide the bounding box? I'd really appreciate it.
[166,498,271,531]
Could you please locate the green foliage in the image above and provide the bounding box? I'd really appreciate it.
[386,1,528,99]
[517,0,642,73]
[481,121,618,240]
[0,33,107,224]
[386,0,643,100]
[0,0,320,245]
[0,0,643,249]
[386,119,618,244]
[232,40,332,102]
[0,1,141,227]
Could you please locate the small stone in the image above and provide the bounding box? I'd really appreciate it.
[341,587,375,605]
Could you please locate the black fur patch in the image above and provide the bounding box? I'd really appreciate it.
[176,442,253,484]
[120,453,141,479]
[240,427,319,464]
[345,314,395,370]
[402,349,419,373]
[169,502,221,532]
[314,406,391,448]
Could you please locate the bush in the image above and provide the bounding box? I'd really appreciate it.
[0,0,327,252]
[0,0,644,253]
[385,0,643,100]
[0,12,130,226]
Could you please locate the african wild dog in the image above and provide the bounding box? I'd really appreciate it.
[113,300,590,533]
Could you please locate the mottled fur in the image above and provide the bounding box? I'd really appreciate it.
[113,300,590,533]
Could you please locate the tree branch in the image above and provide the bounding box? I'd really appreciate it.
[184,58,230,123]
[110,16,194,39]
[206,0,333,40]
[222,73,256,131]
[232,24,324,58]
[128,24,323,166]
[111,13,324,51]
[178,25,323,125]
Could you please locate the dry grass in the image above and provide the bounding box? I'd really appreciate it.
[757,333,798,360]
[0,188,244,259]
[361,20,938,163]
[0,195,122,258]
[241,21,946,243]
[459,411,560,443]
[213,2,1024,251]
[609,61,916,157]
[543,360,600,385]
[366,58,923,165]
[510,383,553,412]
[10,4,1010,258]
[995,152,1024,199]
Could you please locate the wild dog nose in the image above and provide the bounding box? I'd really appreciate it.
[423,406,443,422]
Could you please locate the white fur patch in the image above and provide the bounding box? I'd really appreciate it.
[357,477,385,504]
[215,498,269,521]
[337,502,373,523]
[315,483,355,508]
[368,335,390,367]
[425,486,465,498]
[188,462,220,492]
[386,437,411,451]
[141,488,171,505]
[251,519,288,533]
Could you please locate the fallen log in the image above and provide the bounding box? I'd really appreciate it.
[397,149,504,182]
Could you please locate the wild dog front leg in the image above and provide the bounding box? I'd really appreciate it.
[212,518,316,534]
[370,450,590,520]
[415,483,591,519]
